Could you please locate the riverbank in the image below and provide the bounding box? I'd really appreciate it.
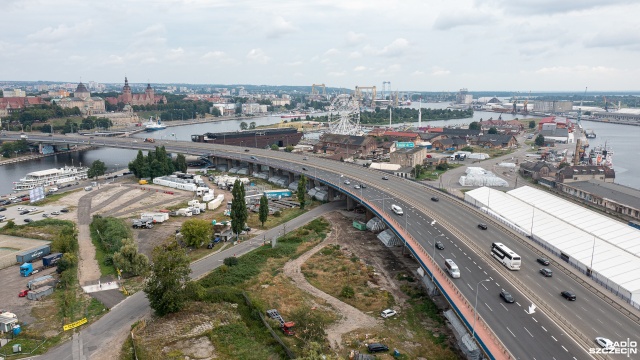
[0,145,93,167]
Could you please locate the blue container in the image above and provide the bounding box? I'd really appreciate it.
[15,244,51,264]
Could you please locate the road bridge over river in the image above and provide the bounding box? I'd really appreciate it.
[4,132,639,359]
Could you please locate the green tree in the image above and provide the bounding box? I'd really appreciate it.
[284,145,294,152]
[230,179,248,241]
[112,238,149,276]
[528,120,536,129]
[259,195,269,227]
[270,144,279,151]
[56,253,78,274]
[469,121,480,130]
[249,121,256,129]
[535,134,545,146]
[412,164,424,178]
[223,257,238,266]
[240,121,248,130]
[173,153,187,173]
[297,175,307,210]
[144,244,192,316]
[88,160,107,179]
[461,146,474,153]
[488,127,498,134]
[180,219,212,247]
[51,226,78,253]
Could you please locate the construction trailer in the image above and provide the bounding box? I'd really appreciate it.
[27,285,54,300]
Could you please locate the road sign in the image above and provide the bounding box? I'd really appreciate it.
[396,142,414,148]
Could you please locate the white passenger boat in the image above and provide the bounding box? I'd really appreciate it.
[13,167,89,191]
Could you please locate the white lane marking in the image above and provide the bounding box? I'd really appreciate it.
[463,252,467,256]
[417,231,422,236]
[506,327,516,337]
[561,346,568,352]
[541,326,547,332]
[551,335,558,341]
[484,303,493,311]
[465,267,471,272]
[478,266,482,270]
[483,271,488,275]
[515,302,521,307]
[468,256,472,260]
[473,261,477,265]
[416,222,421,226]
[490,277,494,281]
[467,283,473,291]
[532,317,538,323]
[481,283,488,290]
[452,253,457,258]
[524,327,533,337]
[500,303,508,311]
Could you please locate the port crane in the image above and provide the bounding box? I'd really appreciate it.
[577,87,587,127]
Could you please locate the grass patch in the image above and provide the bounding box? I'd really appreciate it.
[301,243,394,313]
[32,189,81,206]
[0,218,75,240]
[91,234,117,277]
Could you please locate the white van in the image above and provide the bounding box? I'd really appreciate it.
[391,204,403,215]
[445,259,460,278]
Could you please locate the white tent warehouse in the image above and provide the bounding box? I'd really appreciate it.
[465,186,640,309]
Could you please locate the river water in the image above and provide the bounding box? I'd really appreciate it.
[2,106,639,195]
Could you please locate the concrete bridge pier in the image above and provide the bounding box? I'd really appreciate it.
[288,172,295,184]
[226,159,233,169]
[346,196,355,210]
[268,167,274,178]
[309,179,316,188]
[247,163,254,175]
[365,209,375,222]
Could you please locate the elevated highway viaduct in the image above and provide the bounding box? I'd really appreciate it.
[5,132,640,359]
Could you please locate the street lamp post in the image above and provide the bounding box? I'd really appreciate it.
[472,279,491,339]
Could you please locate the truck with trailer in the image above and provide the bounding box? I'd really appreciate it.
[42,253,62,268]
[20,263,39,277]
[15,244,51,264]
[27,275,55,290]
[140,212,169,223]
[27,285,54,300]
[132,219,154,229]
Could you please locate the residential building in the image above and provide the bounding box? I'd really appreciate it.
[0,97,46,116]
[556,180,640,221]
[518,161,558,181]
[555,165,615,184]
[431,138,468,151]
[314,134,377,157]
[472,134,517,148]
[389,147,427,168]
[533,101,573,114]
[1,89,26,97]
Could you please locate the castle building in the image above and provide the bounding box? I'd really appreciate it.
[55,82,106,115]
[106,77,167,107]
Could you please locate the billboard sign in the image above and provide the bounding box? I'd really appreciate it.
[396,142,415,148]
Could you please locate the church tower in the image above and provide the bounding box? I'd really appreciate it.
[145,83,154,103]
[122,77,132,104]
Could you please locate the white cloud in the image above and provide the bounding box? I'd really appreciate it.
[265,16,298,38]
[247,48,270,64]
[328,70,347,77]
[286,61,303,66]
[202,51,227,60]
[166,47,185,61]
[411,70,425,76]
[324,48,340,56]
[353,65,367,71]
[134,23,166,37]
[346,31,365,46]
[431,66,450,76]
[367,38,410,57]
[27,21,94,43]
[433,12,489,31]
[535,65,616,74]
[348,51,362,59]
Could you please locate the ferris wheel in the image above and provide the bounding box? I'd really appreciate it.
[327,94,362,135]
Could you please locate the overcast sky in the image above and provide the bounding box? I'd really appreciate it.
[1,0,638,92]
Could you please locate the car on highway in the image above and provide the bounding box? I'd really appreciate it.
[478,223,488,230]
[360,184,366,188]
[382,176,389,180]
[537,257,550,266]
[431,196,439,202]
[380,309,397,318]
[24,218,33,223]
[344,180,351,185]
[500,290,515,303]
[561,290,577,301]
[367,343,389,353]
[435,241,445,250]
[250,156,257,160]
[303,157,308,160]
[539,268,553,277]
[595,337,614,350]
[354,185,360,189]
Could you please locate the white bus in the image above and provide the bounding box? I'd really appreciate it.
[491,242,521,270]
[444,259,460,278]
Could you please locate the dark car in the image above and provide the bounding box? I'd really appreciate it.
[431,196,440,202]
[537,257,550,266]
[478,223,488,230]
[20,210,30,215]
[367,343,389,353]
[302,167,308,171]
[540,268,553,277]
[561,290,577,301]
[244,149,250,152]
[360,184,367,189]
[435,241,444,250]
[24,218,32,223]
[500,290,515,303]
[382,176,389,180]
[0,207,6,212]
[60,208,69,213]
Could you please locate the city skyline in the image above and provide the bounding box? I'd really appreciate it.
[1,0,639,92]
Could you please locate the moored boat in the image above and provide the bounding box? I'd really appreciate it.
[13,167,89,192]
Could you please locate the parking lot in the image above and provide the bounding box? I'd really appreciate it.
[0,203,69,228]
